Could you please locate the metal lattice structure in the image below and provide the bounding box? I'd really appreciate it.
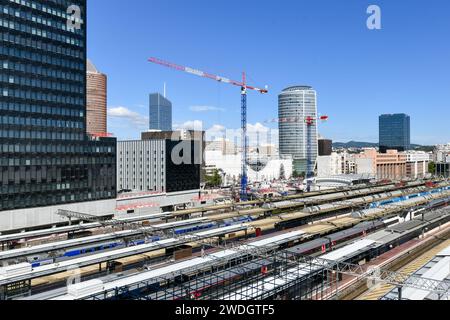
[295,255,450,299]
[56,209,167,239]
[78,237,450,301]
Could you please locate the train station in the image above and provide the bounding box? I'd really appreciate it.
[0,179,449,301]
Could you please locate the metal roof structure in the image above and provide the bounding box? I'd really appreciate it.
[383,244,450,300]
[0,225,249,286]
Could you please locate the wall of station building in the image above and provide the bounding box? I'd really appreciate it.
[0,188,204,231]
[114,189,202,217]
[0,198,116,232]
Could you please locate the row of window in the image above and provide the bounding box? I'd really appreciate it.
[1,3,84,35]
[2,60,84,82]
[1,181,87,192]
[0,156,115,166]
[1,27,84,60]
[118,186,164,193]
[8,0,85,27]
[0,115,84,129]
[0,40,84,71]
[1,73,83,94]
[1,87,84,106]
[0,14,83,47]
[0,141,115,154]
[0,191,113,211]
[0,130,83,141]
[0,101,84,118]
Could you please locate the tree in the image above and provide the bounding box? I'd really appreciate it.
[205,169,222,187]
[292,170,299,178]
[428,161,436,175]
[279,164,286,180]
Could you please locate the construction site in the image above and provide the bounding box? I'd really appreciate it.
[0,178,449,301]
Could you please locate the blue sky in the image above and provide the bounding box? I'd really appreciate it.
[87,0,450,145]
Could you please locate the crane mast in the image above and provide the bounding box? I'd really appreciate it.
[148,57,268,200]
[241,77,248,199]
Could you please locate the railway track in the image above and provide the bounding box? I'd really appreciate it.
[336,225,450,300]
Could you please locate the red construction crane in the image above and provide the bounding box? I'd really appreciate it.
[264,115,329,124]
[148,57,268,199]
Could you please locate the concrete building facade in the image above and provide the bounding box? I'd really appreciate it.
[317,151,358,178]
[404,151,430,179]
[118,139,201,194]
[317,153,342,177]
[433,143,450,163]
[117,140,166,193]
[142,130,206,183]
[86,60,107,135]
[354,149,407,180]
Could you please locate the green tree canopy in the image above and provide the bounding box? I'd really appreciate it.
[206,169,222,187]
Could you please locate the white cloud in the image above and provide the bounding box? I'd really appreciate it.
[108,106,148,127]
[208,124,226,132]
[190,105,225,112]
[174,120,204,131]
[247,122,270,133]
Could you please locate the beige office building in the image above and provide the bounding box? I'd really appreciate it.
[354,149,407,180]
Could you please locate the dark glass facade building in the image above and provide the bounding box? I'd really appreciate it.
[379,113,411,153]
[165,140,200,193]
[436,163,449,178]
[0,0,116,211]
[318,139,332,156]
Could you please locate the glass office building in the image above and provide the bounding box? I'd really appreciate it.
[379,114,411,153]
[0,0,116,211]
[278,86,318,174]
[149,93,172,131]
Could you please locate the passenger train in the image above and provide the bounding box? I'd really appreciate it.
[23,216,254,267]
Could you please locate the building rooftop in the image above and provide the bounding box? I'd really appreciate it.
[282,86,313,92]
[87,59,99,73]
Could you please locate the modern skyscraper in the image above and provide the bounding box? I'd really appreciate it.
[278,86,318,174]
[149,93,172,131]
[86,59,107,135]
[0,0,116,224]
[379,113,411,153]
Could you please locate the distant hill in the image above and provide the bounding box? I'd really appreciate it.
[332,141,378,148]
[332,141,424,149]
